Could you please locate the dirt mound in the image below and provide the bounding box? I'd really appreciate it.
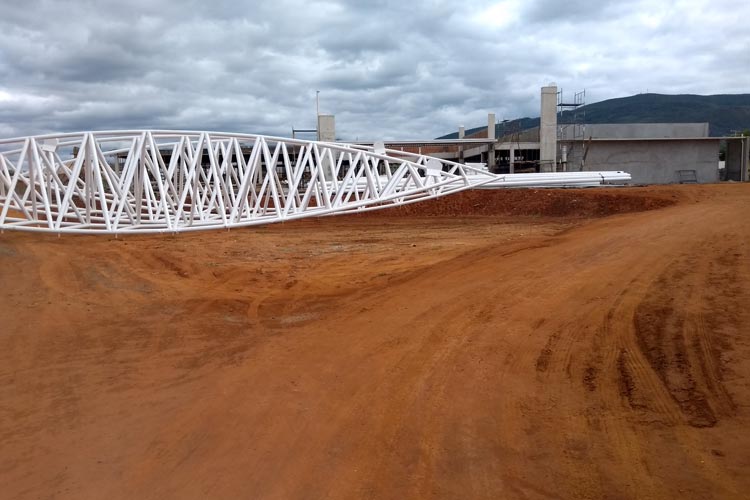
[359,186,679,218]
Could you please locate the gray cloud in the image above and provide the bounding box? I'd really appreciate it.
[520,0,623,23]
[0,0,748,140]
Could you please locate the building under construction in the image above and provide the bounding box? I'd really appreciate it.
[330,85,749,185]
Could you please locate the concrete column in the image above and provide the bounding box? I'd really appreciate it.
[458,125,465,163]
[509,145,515,174]
[540,83,558,172]
[487,114,497,172]
[317,114,335,142]
[317,115,336,180]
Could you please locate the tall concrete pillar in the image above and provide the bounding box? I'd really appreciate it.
[458,125,465,163]
[540,83,558,172]
[317,115,336,180]
[509,145,515,174]
[487,113,497,171]
[317,114,335,142]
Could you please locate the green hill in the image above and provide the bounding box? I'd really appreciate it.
[437,93,750,139]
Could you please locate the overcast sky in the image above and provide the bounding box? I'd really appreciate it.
[0,0,748,140]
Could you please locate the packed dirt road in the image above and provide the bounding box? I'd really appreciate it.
[1,184,749,499]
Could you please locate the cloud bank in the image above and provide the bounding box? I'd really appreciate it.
[0,0,747,139]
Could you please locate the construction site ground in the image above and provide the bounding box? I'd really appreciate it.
[1,184,749,499]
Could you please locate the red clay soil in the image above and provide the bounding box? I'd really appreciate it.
[1,184,750,499]
[355,186,681,218]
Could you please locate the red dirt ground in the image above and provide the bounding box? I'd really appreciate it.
[1,184,749,499]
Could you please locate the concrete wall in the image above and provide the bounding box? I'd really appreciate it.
[560,123,709,140]
[580,139,720,184]
[725,137,749,181]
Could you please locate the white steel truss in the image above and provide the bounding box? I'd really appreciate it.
[0,130,498,234]
[0,130,631,234]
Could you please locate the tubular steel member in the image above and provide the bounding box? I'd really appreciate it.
[0,130,631,234]
[0,130,499,234]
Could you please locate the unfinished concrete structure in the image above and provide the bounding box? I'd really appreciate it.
[343,85,749,185]
[559,123,721,184]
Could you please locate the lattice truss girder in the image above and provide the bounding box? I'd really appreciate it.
[0,131,494,234]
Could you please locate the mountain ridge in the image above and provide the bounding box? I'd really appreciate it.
[437,93,750,139]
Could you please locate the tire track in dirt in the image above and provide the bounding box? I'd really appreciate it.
[632,244,737,428]
[572,273,678,499]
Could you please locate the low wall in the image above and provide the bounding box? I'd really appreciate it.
[582,139,720,184]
